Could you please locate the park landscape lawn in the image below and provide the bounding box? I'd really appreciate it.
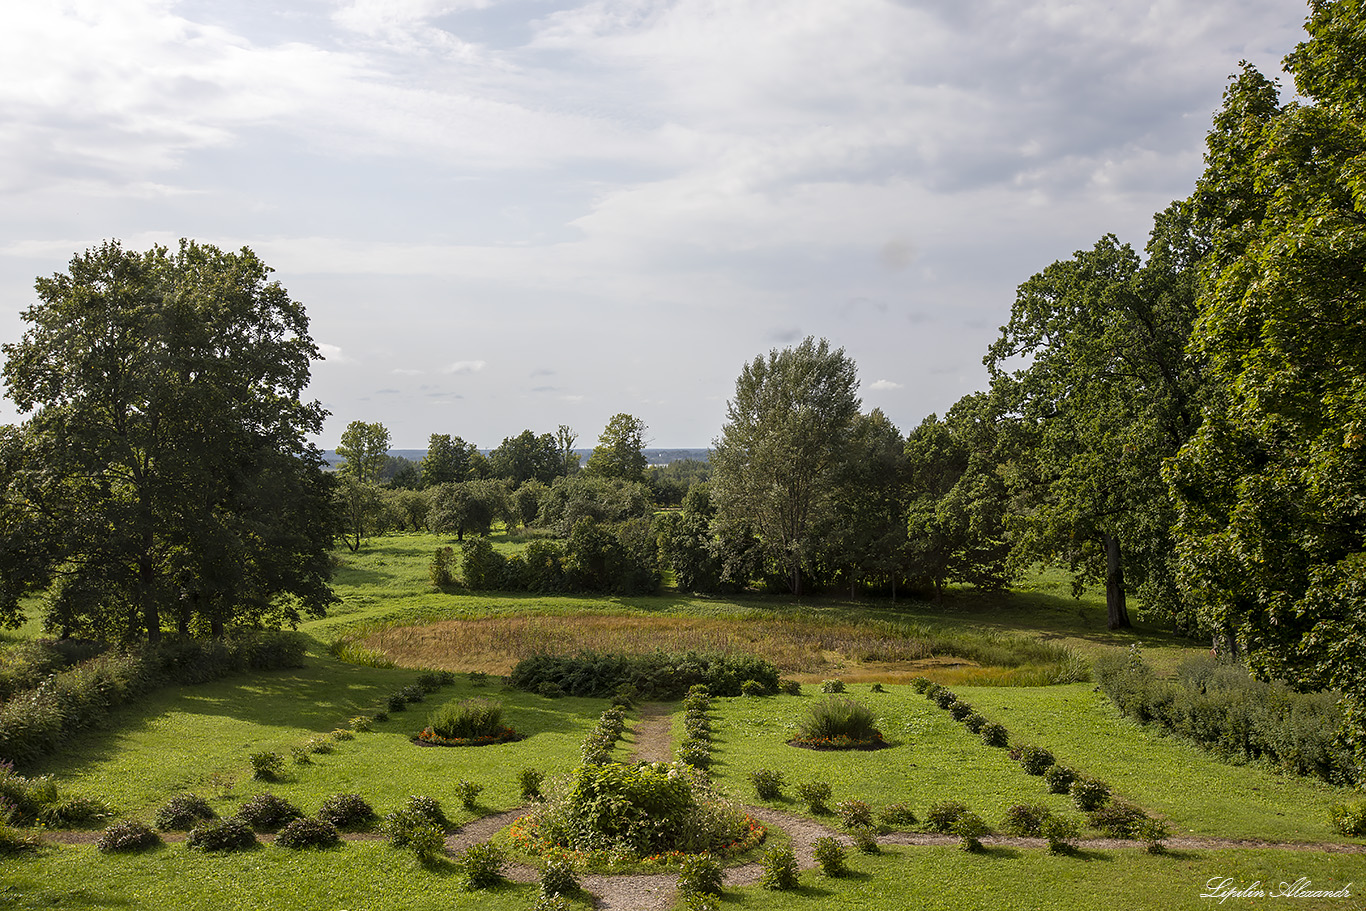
[3,531,1363,910]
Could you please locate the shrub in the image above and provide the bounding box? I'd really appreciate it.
[306,737,334,755]
[387,693,408,712]
[678,852,724,896]
[925,801,969,833]
[97,819,161,854]
[1042,815,1081,855]
[466,671,486,687]
[427,698,506,741]
[1136,818,1171,853]
[793,696,883,747]
[329,728,355,742]
[383,809,446,860]
[44,795,115,828]
[979,722,1010,747]
[748,769,784,801]
[0,765,58,826]
[678,740,712,769]
[948,701,974,721]
[1088,800,1149,838]
[1331,801,1366,836]
[429,546,457,588]
[0,819,42,856]
[933,688,958,709]
[510,652,778,699]
[541,854,579,896]
[1070,776,1111,812]
[237,793,303,832]
[1002,804,1052,837]
[777,678,801,696]
[348,713,374,730]
[759,844,799,890]
[869,682,886,693]
[290,747,312,765]
[1016,745,1055,775]
[373,709,390,722]
[539,682,566,699]
[741,679,768,696]
[453,780,483,811]
[400,794,448,828]
[318,793,376,830]
[1044,764,1077,795]
[520,768,546,802]
[953,811,989,852]
[910,676,932,693]
[456,841,506,889]
[923,682,943,700]
[851,826,880,854]
[275,817,340,849]
[155,793,215,831]
[820,679,846,694]
[249,751,284,781]
[835,799,873,830]
[813,835,848,875]
[186,817,257,852]
[879,803,918,827]
[962,712,987,734]
[399,684,426,703]
[796,780,833,815]
[535,891,573,911]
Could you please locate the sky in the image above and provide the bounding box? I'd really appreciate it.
[0,0,1309,449]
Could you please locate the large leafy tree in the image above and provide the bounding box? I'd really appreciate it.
[0,240,336,642]
[335,420,390,552]
[1166,0,1366,758]
[585,413,648,482]
[985,207,1205,630]
[489,429,564,486]
[711,337,861,595]
[822,409,909,598]
[421,433,479,488]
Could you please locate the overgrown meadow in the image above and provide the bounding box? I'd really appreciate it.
[3,531,1363,910]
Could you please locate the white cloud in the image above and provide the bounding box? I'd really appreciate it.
[870,379,903,392]
[442,360,487,374]
[317,343,349,362]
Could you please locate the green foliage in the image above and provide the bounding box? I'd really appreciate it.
[428,547,456,589]
[186,817,257,852]
[426,698,506,741]
[559,761,697,855]
[813,835,848,875]
[1330,801,1366,837]
[510,650,778,699]
[933,688,957,709]
[962,712,987,734]
[1089,800,1150,838]
[0,240,336,637]
[1016,745,1055,775]
[1136,818,1170,854]
[796,779,833,815]
[1044,765,1076,795]
[275,817,340,850]
[741,678,768,696]
[835,799,874,830]
[455,841,506,889]
[97,819,161,854]
[677,852,724,896]
[250,751,285,781]
[155,793,216,831]
[1002,804,1052,837]
[1095,653,1354,785]
[236,793,303,832]
[398,795,448,828]
[794,696,883,746]
[1041,815,1081,855]
[879,803,918,827]
[585,413,648,483]
[1070,776,1111,812]
[540,854,579,896]
[953,811,989,852]
[520,768,546,802]
[778,678,801,696]
[759,844,799,890]
[453,780,483,811]
[382,809,446,862]
[748,768,785,801]
[979,722,1010,748]
[925,801,969,834]
[851,826,880,854]
[318,794,376,830]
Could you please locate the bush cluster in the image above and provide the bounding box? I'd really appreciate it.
[510,651,779,700]
[835,799,873,830]
[319,793,376,830]
[420,697,518,746]
[925,801,969,833]
[581,706,628,765]
[460,517,662,596]
[793,696,883,748]
[186,817,257,852]
[879,803,918,827]
[1095,653,1355,785]
[275,817,340,850]
[97,819,161,854]
[1002,804,1052,837]
[1069,776,1112,813]
[155,793,216,831]
[1088,800,1150,838]
[680,687,713,771]
[0,633,304,768]
[520,768,546,802]
[0,639,106,703]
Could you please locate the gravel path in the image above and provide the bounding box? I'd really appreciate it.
[628,703,676,764]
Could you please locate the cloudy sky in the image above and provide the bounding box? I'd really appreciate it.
[0,0,1307,449]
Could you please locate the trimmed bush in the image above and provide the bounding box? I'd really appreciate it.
[979,721,1010,747]
[426,698,506,741]
[97,819,161,854]
[759,844,799,890]
[1331,801,1366,836]
[953,811,989,852]
[869,682,886,693]
[349,715,374,732]
[879,803,918,827]
[1044,764,1077,795]
[249,751,285,781]
[520,768,546,802]
[275,817,340,850]
[510,651,778,699]
[741,679,768,696]
[933,688,958,709]
[1002,804,1052,837]
[813,835,848,875]
[909,676,932,693]
[777,678,801,696]
[796,780,833,815]
[678,852,724,896]
[541,854,579,896]
[925,801,969,833]
[1070,776,1111,812]
[1088,800,1149,838]
[962,712,987,734]
[456,841,506,889]
[155,793,216,831]
[948,701,974,721]
[851,826,880,854]
[237,793,303,832]
[318,793,376,830]
[1016,745,1055,775]
[400,794,448,828]
[186,818,257,852]
[383,808,446,860]
[387,693,409,712]
[835,799,873,830]
[1136,818,1170,853]
[1042,815,1081,855]
[453,780,483,811]
[749,769,784,801]
[820,679,846,694]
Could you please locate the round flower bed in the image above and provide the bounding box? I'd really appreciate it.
[788,732,888,751]
[789,696,887,750]
[415,726,521,747]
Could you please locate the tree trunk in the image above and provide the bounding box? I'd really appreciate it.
[1103,532,1132,630]
[140,553,161,645]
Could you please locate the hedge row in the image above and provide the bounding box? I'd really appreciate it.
[509,651,779,700]
[0,632,306,767]
[1095,652,1355,787]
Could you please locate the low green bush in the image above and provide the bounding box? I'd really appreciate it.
[186,818,257,852]
[275,817,340,850]
[43,795,115,828]
[510,651,778,699]
[793,696,883,747]
[979,722,1010,747]
[925,801,969,833]
[1002,803,1052,837]
[155,793,215,831]
[1136,818,1171,853]
[1042,815,1081,855]
[382,808,446,860]
[749,768,784,800]
[456,841,506,889]
[1088,800,1149,838]
[1044,764,1076,795]
[237,793,303,832]
[962,712,987,734]
[96,819,161,854]
[835,799,873,830]
[1331,801,1366,836]
[520,768,546,802]
[820,679,846,694]
[933,689,958,709]
[741,679,768,696]
[813,835,848,875]
[909,676,932,693]
[540,854,579,896]
[678,852,724,896]
[1016,745,1055,775]
[399,795,448,828]
[852,826,880,853]
[759,844,799,890]
[318,793,376,830]
[1070,776,1112,812]
[249,751,285,781]
[879,803,918,827]
[948,701,974,721]
[777,678,801,696]
[796,779,833,815]
[349,715,374,732]
[953,811,989,852]
[453,780,483,811]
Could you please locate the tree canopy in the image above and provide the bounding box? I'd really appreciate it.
[0,240,336,641]
[585,413,648,482]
